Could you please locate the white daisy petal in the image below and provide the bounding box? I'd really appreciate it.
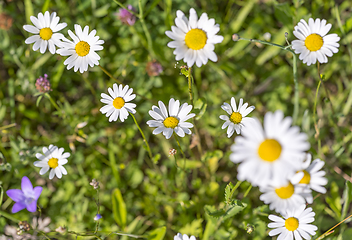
[147,98,195,139]
[230,110,310,187]
[268,206,317,240]
[289,156,327,194]
[292,18,339,66]
[23,11,67,54]
[220,97,255,138]
[34,144,70,180]
[174,233,196,240]
[56,24,103,73]
[100,84,136,122]
[166,8,223,67]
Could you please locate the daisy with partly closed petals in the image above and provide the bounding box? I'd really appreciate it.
[57,24,104,73]
[291,154,328,194]
[147,98,195,139]
[292,18,340,66]
[268,205,318,240]
[165,8,224,67]
[230,111,310,188]
[219,97,255,137]
[174,233,196,240]
[23,11,67,54]
[100,83,136,122]
[34,144,70,180]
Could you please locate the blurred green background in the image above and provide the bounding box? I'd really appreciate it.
[1,0,352,239]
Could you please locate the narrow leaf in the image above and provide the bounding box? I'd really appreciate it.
[148,226,166,240]
[112,188,127,228]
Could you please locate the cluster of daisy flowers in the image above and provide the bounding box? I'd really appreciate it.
[8,5,342,240]
[230,110,328,239]
[23,11,104,73]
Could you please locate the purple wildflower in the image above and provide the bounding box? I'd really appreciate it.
[6,176,42,213]
[35,74,52,93]
[146,60,163,77]
[116,5,136,26]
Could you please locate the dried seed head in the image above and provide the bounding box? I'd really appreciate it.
[169,148,177,156]
[90,179,100,189]
[19,221,31,231]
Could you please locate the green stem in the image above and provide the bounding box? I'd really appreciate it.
[38,231,51,240]
[130,113,154,162]
[316,214,352,240]
[317,63,335,115]
[187,68,203,156]
[0,210,20,223]
[317,63,341,142]
[228,181,242,202]
[138,0,156,58]
[99,65,123,84]
[238,37,299,124]
[292,53,299,124]
[67,231,103,240]
[81,73,96,96]
[243,184,252,198]
[0,123,16,131]
[173,133,186,160]
[106,231,147,238]
[44,93,64,118]
[313,80,322,157]
[112,0,138,16]
[188,67,194,106]
[95,189,100,234]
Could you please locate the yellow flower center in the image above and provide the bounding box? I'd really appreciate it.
[257,139,282,162]
[39,27,53,40]
[163,116,179,128]
[230,112,242,124]
[305,33,324,51]
[285,217,299,231]
[75,41,90,57]
[275,183,295,199]
[113,97,125,109]
[298,170,311,184]
[48,157,59,169]
[184,29,207,50]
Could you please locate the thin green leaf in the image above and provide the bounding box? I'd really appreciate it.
[112,188,127,228]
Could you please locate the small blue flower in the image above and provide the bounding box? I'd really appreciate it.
[94,214,102,221]
[6,176,42,213]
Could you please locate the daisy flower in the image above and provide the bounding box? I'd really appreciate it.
[34,145,70,179]
[147,98,195,139]
[292,18,340,66]
[100,84,136,122]
[219,97,255,137]
[57,24,104,73]
[165,8,224,67]
[174,233,196,240]
[230,111,310,187]
[268,205,318,240]
[259,181,311,214]
[23,11,67,54]
[291,154,328,194]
